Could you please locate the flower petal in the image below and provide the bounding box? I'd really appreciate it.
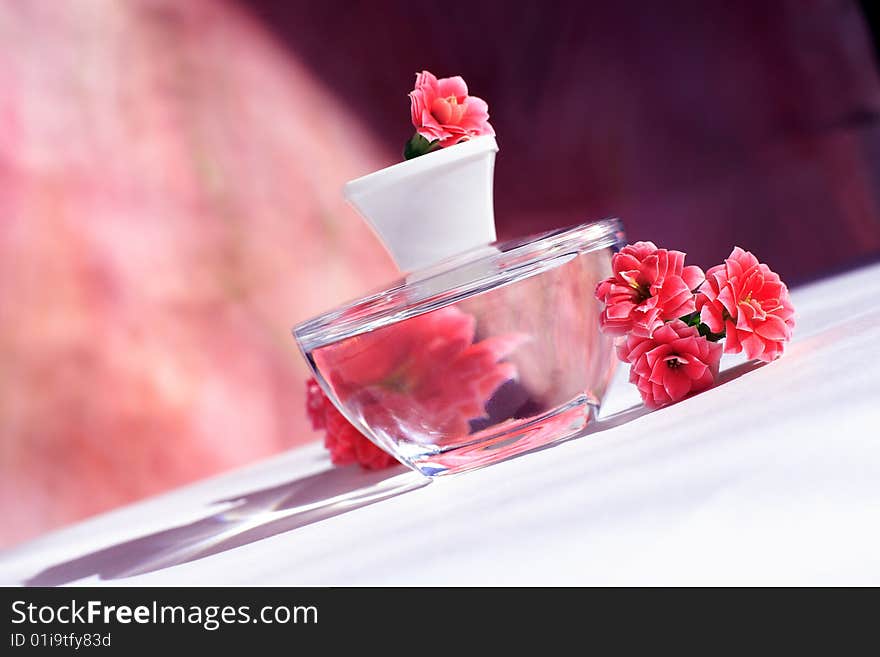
[682,264,705,291]
[663,370,693,401]
[436,75,468,99]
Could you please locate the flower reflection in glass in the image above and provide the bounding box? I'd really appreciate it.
[313,307,526,443]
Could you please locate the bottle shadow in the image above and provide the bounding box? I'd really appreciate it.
[716,358,767,385]
[578,358,768,436]
[23,465,428,586]
[22,359,765,586]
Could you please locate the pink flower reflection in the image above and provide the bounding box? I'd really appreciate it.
[314,307,526,438]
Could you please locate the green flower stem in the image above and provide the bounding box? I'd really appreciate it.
[403,132,440,160]
[679,311,702,327]
[678,311,725,342]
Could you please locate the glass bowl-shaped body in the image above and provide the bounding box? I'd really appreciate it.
[294,219,623,476]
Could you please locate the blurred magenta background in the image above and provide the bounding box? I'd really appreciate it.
[2,0,879,547]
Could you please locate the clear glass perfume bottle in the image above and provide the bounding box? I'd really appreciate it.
[294,219,623,476]
[294,135,622,475]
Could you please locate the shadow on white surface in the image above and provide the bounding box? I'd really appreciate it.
[23,465,428,585]
[22,359,766,586]
[587,358,766,429]
[716,358,767,385]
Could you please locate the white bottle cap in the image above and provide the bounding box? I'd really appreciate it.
[344,136,499,272]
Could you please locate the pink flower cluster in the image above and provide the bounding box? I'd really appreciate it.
[596,243,795,409]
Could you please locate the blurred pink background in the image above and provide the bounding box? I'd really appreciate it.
[2,0,879,547]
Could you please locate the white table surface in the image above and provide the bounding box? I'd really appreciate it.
[3,263,880,586]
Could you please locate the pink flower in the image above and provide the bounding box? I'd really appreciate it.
[306,377,397,470]
[409,70,495,148]
[618,320,722,409]
[696,247,795,362]
[314,307,525,439]
[323,399,398,470]
[595,241,705,337]
[305,377,326,430]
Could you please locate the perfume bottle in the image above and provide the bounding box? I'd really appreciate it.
[294,137,623,476]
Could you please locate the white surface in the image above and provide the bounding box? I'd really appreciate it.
[2,263,880,586]
[344,136,498,271]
